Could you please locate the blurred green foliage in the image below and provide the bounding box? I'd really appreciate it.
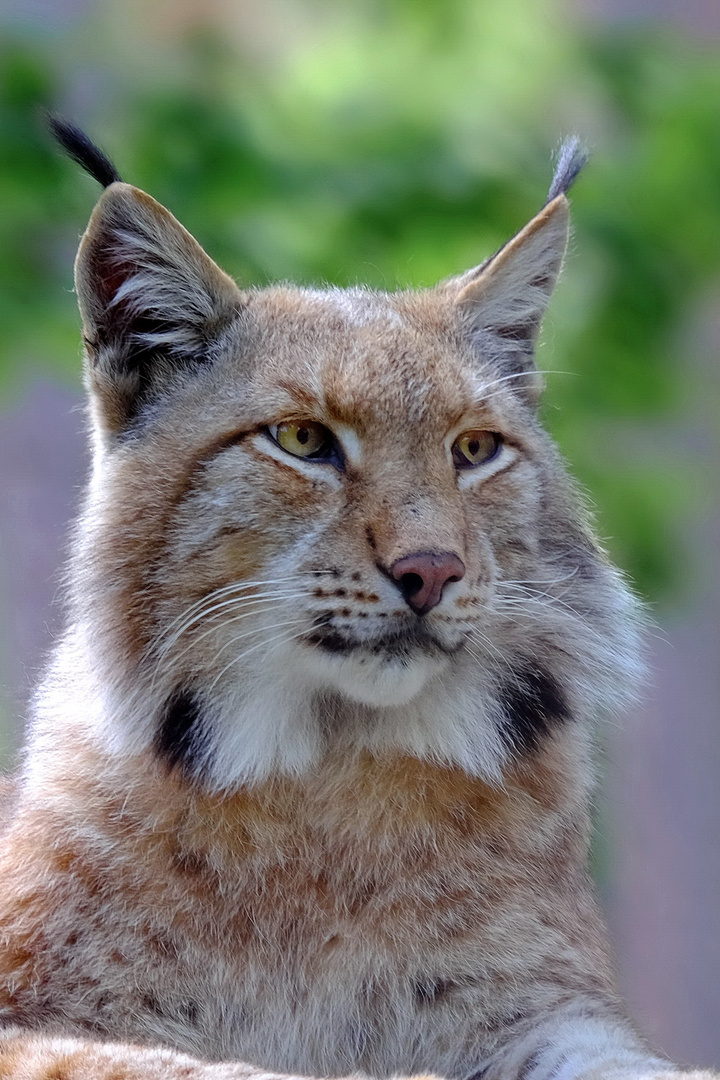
[1,1,719,598]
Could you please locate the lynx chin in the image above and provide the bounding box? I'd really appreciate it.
[0,120,714,1080]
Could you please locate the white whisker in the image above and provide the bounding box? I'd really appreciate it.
[207,616,306,668]
[156,589,309,658]
[157,572,332,644]
[474,369,573,402]
[153,596,310,680]
[208,622,308,693]
[493,583,584,621]
[462,624,504,664]
[498,568,579,587]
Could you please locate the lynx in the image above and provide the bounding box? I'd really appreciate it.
[0,121,713,1080]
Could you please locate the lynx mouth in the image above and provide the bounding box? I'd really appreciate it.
[298,623,452,706]
[303,623,458,660]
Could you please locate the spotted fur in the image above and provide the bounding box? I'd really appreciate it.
[0,128,714,1080]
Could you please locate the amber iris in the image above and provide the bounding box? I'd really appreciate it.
[273,420,333,458]
[452,430,501,468]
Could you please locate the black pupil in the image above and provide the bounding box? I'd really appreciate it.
[468,438,480,457]
[297,427,310,445]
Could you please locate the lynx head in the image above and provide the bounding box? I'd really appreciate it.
[47,122,641,790]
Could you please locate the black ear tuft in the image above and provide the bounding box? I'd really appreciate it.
[546,136,589,202]
[48,114,122,188]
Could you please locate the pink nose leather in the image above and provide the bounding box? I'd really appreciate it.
[389,551,466,615]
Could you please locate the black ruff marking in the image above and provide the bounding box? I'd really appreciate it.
[499,666,570,754]
[48,115,122,187]
[154,688,205,776]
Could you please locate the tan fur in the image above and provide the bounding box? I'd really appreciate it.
[0,166,714,1080]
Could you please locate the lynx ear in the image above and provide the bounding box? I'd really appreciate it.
[452,194,570,402]
[75,183,243,435]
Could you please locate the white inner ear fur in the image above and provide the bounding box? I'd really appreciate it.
[74,182,242,351]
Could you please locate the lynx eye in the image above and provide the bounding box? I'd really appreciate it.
[269,420,335,460]
[452,430,502,469]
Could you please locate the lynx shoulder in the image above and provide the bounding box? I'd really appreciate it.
[0,121,713,1080]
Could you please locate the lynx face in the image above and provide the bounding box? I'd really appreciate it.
[150,285,538,715]
[45,161,641,792]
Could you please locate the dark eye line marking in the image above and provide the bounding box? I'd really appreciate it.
[194,427,256,467]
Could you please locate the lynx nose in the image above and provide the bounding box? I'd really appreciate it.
[389,551,466,616]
